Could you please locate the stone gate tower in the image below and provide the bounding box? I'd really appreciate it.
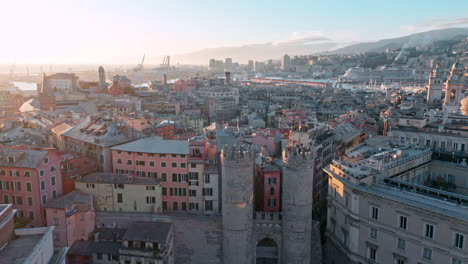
[282,143,314,264]
[221,144,254,264]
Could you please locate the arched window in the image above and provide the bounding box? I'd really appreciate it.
[450,89,456,101]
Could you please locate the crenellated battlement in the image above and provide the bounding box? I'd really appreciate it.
[221,144,254,164]
[283,145,314,167]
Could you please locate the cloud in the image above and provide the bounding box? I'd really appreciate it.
[441,17,468,27]
[273,35,330,46]
[401,16,468,33]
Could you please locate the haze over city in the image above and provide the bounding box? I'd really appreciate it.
[1,0,468,65]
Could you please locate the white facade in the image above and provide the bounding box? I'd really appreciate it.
[198,86,240,104]
[187,162,219,215]
[49,79,73,91]
[390,128,468,154]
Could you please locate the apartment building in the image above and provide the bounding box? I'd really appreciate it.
[75,173,162,213]
[111,137,190,212]
[0,204,61,264]
[66,221,174,264]
[58,151,97,194]
[0,148,62,226]
[188,136,219,215]
[44,190,95,247]
[324,142,468,264]
[63,116,144,172]
[389,114,468,159]
[254,157,281,212]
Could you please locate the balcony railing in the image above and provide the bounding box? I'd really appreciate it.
[254,211,282,224]
[189,153,204,159]
[384,178,468,206]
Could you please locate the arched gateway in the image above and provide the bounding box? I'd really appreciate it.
[256,238,279,264]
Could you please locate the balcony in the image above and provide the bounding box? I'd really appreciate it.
[189,153,204,160]
[254,211,282,224]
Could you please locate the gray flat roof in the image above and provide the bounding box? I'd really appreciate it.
[111,137,189,155]
[43,190,92,210]
[67,240,120,256]
[0,234,43,263]
[122,221,172,243]
[0,204,8,214]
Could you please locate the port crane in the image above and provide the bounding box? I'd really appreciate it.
[133,54,145,72]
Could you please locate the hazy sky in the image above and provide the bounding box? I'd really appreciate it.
[1,0,467,64]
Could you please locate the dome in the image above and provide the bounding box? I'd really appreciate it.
[461,96,468,116]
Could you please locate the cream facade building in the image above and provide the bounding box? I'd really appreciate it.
[324,142,468,264]
[75,173,162,213]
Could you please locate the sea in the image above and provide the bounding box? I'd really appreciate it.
[13,82,37,91]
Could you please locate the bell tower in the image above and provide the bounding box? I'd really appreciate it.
[426,64,444,104]
[443,62,465,113]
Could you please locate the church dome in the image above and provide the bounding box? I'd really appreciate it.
[461,96,468,116]
[452,61,461,70]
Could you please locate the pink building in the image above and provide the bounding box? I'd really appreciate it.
[57,151,96,194]
[107,80,124,96]
[255,160,281,212]
[250,129,285,155]
[111,137,190,212]
[44,190,95,247]
[0,148,63,227]
[173,79,197,93]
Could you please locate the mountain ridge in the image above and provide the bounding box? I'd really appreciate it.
[172,28,468,64]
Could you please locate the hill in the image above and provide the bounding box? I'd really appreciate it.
[318,28,468,55]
